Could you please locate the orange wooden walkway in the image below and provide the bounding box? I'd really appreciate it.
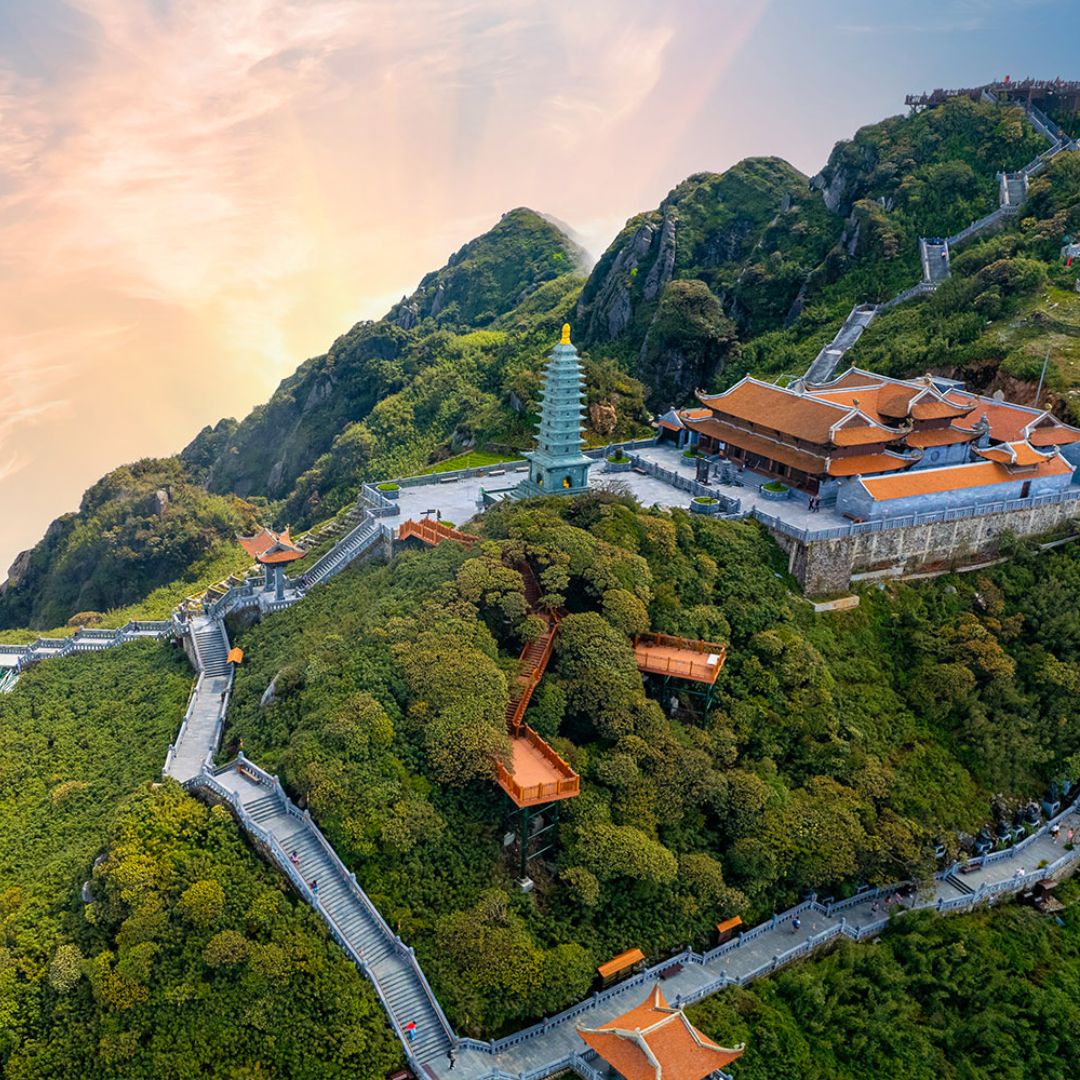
[633,632,727,685]
[496,562,579,808]
[399,529,578,808]
[398,518,478,546]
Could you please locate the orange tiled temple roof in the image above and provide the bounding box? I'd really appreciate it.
[238,527,293,560]
[696,379,893,446]
[578,985,744,1080]
[975,440,1055,467]
[860,453,1073,500]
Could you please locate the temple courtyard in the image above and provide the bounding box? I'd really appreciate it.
[386,442,846,536]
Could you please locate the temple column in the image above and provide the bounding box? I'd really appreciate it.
[264,563,274,591]
[274,565,285,601]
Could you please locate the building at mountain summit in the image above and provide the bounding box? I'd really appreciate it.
[658,367,1080,521]
[517,323,594,498]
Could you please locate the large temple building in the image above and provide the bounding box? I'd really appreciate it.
[659,367,1080,521]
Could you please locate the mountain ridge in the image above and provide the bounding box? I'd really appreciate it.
[4,94,1080,630]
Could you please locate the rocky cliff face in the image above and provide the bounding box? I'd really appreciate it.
[186,209,582,500]
[577,158,837,405]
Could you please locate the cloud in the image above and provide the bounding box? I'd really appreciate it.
[0,0,754,566]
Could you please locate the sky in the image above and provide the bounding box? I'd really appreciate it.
[1,0,1079,572]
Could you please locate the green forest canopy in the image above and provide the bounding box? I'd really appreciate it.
[222,492,1080,1036]
[0,643,400,1078]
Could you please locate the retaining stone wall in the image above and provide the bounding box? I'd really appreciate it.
[771,499,1080,594]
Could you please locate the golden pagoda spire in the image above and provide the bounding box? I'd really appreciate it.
[560,322,571,346]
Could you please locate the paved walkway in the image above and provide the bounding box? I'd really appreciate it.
[0,622,171,672]
[163,615,230,783]
[632,444,848,531]
[433,802,1080,1080]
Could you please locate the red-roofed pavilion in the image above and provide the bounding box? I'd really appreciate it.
[237,528,305,601]
[578,985,744,1079]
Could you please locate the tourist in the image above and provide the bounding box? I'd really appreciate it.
[289,850,300,867]
[448,1048,456,1070]
[1052,823,1061,843]
[792,916,801,934]
[310,878,319,895]
[1068,828,1075,846]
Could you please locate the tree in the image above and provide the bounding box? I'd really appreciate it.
[178,879,226,928]
[48,944,83,993]
[573,822,678,885]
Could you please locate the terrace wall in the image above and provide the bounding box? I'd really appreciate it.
[771,497,1080,594]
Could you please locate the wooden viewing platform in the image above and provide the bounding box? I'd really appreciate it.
[495,724,580,808]
[398,518,478,547]
[633,632,727,684]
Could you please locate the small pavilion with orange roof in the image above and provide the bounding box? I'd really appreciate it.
[578,985,744,1079]
[237,527,306,602]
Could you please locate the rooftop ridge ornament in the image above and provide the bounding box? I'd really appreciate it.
[517,325,594,498]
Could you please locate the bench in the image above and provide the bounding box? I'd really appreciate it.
[842,513,865,523]
[237,763,262,784]
[658,962,683,980]
[959,860,983,874]
[438,475,459,484]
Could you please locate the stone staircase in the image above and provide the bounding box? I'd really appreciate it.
[200,764,454,1070]
[944,871,975,897]
[193,622,229,676]
[299,514,381,589]
[1001,171,1027,207]
[921,238,951,284]
[804,304,879,385]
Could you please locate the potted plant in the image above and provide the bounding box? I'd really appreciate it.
[682,446,698,459]
[690,495,720,515]
[760,480,790,501]
[377,482,400,500]
[606,450,632,473]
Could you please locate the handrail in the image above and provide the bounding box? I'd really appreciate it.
[751,486,1080,544]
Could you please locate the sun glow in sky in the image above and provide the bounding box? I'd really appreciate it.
[1,0,1079,571]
